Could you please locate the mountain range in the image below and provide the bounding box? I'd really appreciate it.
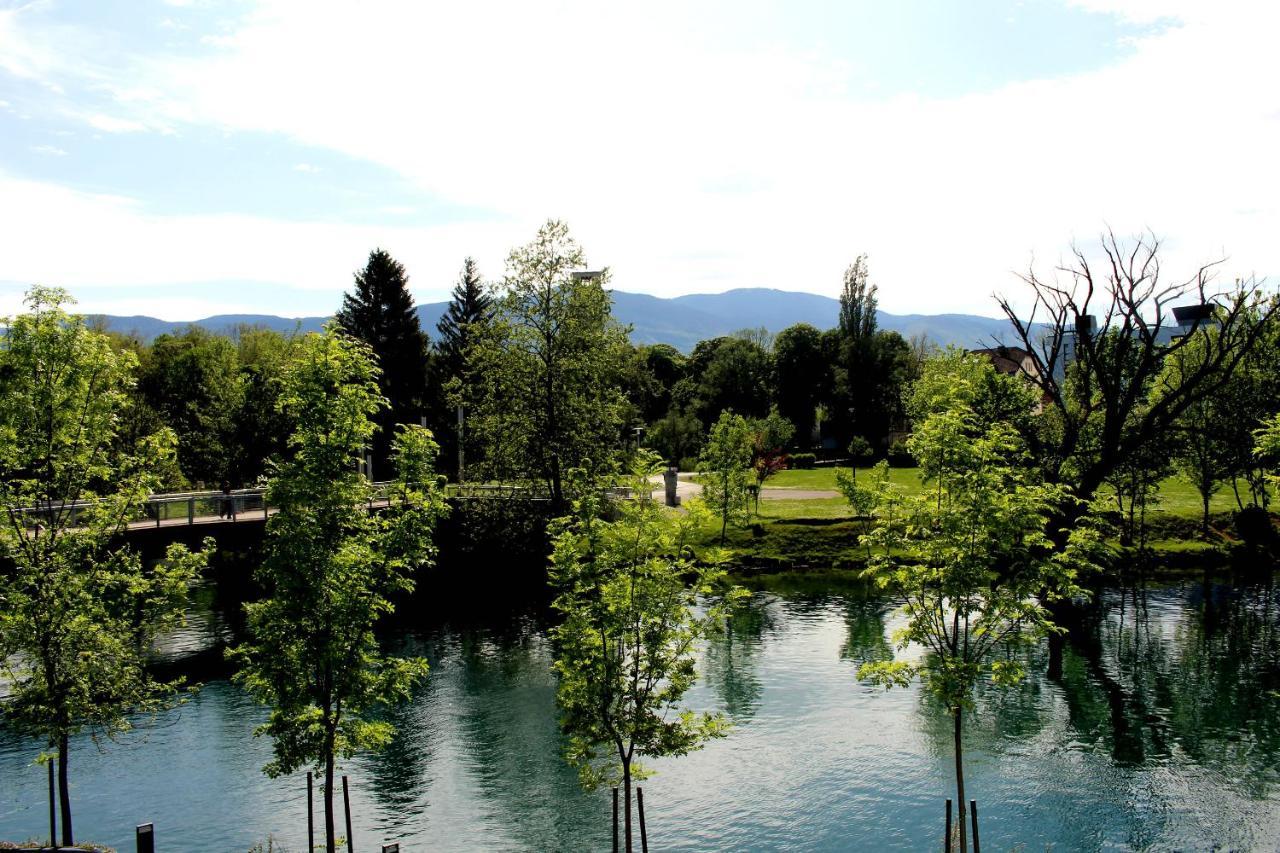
[94,288,1026,352]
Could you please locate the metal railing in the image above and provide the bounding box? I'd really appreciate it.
[9,480,647,531]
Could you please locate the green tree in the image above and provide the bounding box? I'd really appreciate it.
[996,232,1276,528]
[230,325,302,486]
[698,411,754,543]
[550,454,741,852]
[836,460,889,558]
[229,327,445,853]
[684,337,773,427]
[747,407,795,510]
[646,406,703,467]
[773,323,827,446]
[139,325,244,486]
[470,220,630,506]
[433,257,493,481]
[336,248,431,477]
[435,257,492,378]
[858,351,1096,853]
[0,286,207,846]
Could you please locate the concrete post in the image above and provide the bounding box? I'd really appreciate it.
[663,467,679,507]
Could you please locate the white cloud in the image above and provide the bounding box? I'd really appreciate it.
[0,170,518,305]
[30,144,66,156]
[84,112,147,133]
[0,1,1277,316]
[292,162,321,173]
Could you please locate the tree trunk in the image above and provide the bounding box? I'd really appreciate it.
[720,510,728,546]
[953,707,967,853]
[1202,491,1210,536]
[623,759,633,853]
[58,732,72,847]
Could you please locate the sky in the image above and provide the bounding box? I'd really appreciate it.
[0,0,1276,320]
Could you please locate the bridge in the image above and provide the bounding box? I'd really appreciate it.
[8,482,625,537]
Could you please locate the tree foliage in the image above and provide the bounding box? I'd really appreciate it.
[229,326,444,853]
[469,220,630,505]
[336,248,431,476]
[857,350,1099,853]
[550,454,742,851]
[0,286,208,846]
[997,231,1276,522]
[698,411,754,544]
[138,326,244,486]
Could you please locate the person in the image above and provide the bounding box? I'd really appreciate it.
[220,479,233,519]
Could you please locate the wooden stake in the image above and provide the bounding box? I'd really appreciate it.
[343,775,354,853]
[612,787,619,853]
[48,760,56,848]
[944,798,952,853]
[307,771,314,852]
[970,799,980,853]
[637,787,649,853]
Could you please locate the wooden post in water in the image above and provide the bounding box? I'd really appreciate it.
[612,787,619,853]
[969,800,980,853]
[343,774,354,853]
[136,822,155,853]
[637,787,649,853]
[944,798,952,853]
[188,496,195,524]
[307,771,314,853]
[48,760,56,848]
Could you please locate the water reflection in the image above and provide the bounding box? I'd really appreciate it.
[702,593,775,721]
[2,573,1279,850]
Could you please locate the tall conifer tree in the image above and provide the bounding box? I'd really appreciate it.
[335,248,430,475]
[436,257,492,379]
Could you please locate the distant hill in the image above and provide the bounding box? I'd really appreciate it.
[94,288,1027,351]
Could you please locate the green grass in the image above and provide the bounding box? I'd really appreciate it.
[691,465,1257,572]
[763,466,922,493]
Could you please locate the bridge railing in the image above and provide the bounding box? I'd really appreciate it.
[9,479,645,530]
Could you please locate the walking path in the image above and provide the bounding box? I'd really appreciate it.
[651,473,839,502]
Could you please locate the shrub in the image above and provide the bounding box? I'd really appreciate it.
[677,456,700,473]
[886,441,914,468]
[791,453,817,469]
[846,436,875,465]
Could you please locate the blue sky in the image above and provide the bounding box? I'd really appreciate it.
[0,1,1275,319]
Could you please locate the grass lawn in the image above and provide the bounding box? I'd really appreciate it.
[692,464,1256,570]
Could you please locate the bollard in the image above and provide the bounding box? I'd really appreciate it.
[381,845,399,853]
[136,822,155,853]
[637,787,649,853]
[944,798,952,853]
[307,771,314,853]
[343,775,355,853]
[970,799,980,853]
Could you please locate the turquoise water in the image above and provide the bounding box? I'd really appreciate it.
[2,575,1279,851]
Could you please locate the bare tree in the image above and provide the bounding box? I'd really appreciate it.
[995,230,1275,525]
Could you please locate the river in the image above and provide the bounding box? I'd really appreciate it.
[2,570,1278,851]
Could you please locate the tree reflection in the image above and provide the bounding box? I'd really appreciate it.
[702,592,775,721]
[1055,580,1280,793]
[839,595,893,666]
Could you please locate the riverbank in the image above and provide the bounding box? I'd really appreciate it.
[687,467,1274,577]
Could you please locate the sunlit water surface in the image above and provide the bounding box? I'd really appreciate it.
[2,574,1279,851]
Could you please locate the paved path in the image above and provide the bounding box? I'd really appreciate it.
[650,474,838,502]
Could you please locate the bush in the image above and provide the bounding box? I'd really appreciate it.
[677,456,700,473]
[791,453,817,469]
[886,442,914,468]
[1235,506,1277,550]
[846,436,875,465]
